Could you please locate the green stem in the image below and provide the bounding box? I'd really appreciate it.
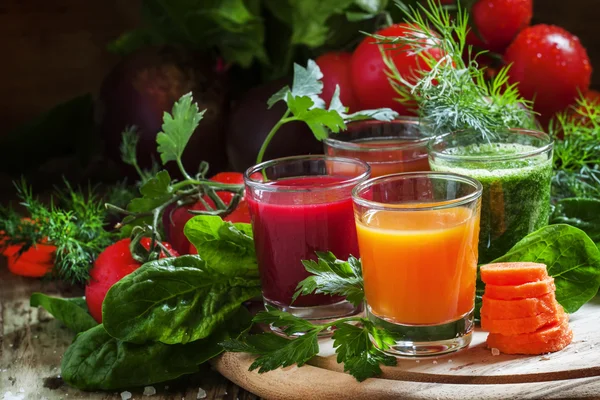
[256,111,293,166]
[177,158,194,181]
[171,179,243,193]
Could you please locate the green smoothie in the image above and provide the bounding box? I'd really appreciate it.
[430,141,553,263]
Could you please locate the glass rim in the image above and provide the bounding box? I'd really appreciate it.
[352,172,483,211]
[244,154,371,193]
[428,128,554,163]
[324,117,439,153]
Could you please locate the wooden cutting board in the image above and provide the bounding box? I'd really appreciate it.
[213,297,600,400]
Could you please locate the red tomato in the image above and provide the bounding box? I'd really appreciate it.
[165,172,249,255]
[505,24,592,124]
[85,238,178,323]
[350,23,445,116]
[4,242,56,278]
[316,52,360,112]
[466,0,532,53]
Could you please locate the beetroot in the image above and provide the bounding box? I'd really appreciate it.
[226,79,323,172]
[97,47,230,178]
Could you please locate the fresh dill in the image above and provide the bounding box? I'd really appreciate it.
[375,0,535,138]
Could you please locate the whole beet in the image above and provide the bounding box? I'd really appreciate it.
[226,79,323,172]
[97,47,230,178]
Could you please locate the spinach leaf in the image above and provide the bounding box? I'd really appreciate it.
[551,198,600,243]
[62,307,252,390]
[492,224,600,313]
[102,255,260,344]
[184,215,256,274]
[30,293,98,334]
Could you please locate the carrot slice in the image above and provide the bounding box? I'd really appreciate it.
[487,315,573,355]
[480,262,548,285]
[481,293,558,320]
[484,277,556,300]
[481,307,564,335]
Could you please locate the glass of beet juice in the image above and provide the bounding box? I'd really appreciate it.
[323,118,433,177]
[244,155,371,323]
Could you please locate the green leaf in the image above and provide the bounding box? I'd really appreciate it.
[156,92,206,165]
[287,95,346,140]
[221,332,291,354]
[492,224,600,313]
[184,216,256,274]
[102,255,260,344]
[61,307,252,391]
[127,170,173,213]
[249,330,321,373]
[252,307,317,336]
[30,293,98,334]
[354,0,389,13]
[267,86,292,108]
[294,252,364,306]
[328,85,398,123]
[551,198,600,243]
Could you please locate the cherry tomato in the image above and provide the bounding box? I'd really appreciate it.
[505,24,592,124]
[350,23,445,116]
[4,243,56,278]
[466,0,532,53]
[85,238,178,323]
[316,52,360,112]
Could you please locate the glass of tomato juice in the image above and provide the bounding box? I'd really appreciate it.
[244,155,371,325]
[323,118,433,177]
[352,172,482,356]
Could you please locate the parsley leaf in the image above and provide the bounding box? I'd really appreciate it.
[252,307,318,336]
[156,92,206,167]
[294,252,364,306]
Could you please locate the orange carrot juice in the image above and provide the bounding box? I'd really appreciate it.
[356,207,480,325]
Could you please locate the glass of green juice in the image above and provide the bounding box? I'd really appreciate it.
[428,129,554,263]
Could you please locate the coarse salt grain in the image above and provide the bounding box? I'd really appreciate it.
[143,386,156,396]
[432,360,438,364]
[197,387,207,399]
[491,348,500,356]
[120,391,132,400]
[448,360,453,363]
[416,360,420,363]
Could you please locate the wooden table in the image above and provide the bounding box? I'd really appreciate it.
[0,258,260,400]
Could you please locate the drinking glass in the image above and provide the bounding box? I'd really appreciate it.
[429,129,553,263]
[245,155,371,324]
[353,172,482,356]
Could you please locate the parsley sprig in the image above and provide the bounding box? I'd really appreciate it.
[221,307,397,382]
[256,59,399,165]
[375,0,535,138]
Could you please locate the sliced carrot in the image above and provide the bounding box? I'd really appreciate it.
[487,316,573,355]
[480,262,548,285]
[481,307,564,335]
[484,277,556,300]
[481,293,558,320]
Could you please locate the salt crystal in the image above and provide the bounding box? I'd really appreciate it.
[491,348,500,356]
[448,360,453,363]
[18,389,23,394]
[143,386,156,396]
[416,360,420,363]
[432,360,438,364]
[197,388,207,399]
[575,349,579,353]
[120,391,132,400]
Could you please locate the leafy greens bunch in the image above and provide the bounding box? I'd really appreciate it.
[376,0,535,138]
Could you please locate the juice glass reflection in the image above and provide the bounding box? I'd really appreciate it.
[352,172,482,356]
[244,155,371,324]
[323,118,432,177]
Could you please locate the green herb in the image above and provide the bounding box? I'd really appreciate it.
[491,224,600,313]
[221,307,397,382]
[0,181,116,284]
[30,293,98,334]
[551,199,600,244]
[552,166,600,201]
[294,251,364,306]
[377,0,534,138]
[102,253,261,345]
[119,127,160,184]
[61,307,252,391]
[257,59,398,165]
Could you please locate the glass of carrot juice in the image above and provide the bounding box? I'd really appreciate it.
[352,172,482,356]
[323,118,433,177]
[245,155,371,326]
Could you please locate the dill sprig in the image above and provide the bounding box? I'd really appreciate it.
[0,180,117,284]
[375,0,535,138]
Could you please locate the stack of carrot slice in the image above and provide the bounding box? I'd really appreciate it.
[480,262,573,355]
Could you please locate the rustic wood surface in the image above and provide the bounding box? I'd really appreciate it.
[0,258,261,400]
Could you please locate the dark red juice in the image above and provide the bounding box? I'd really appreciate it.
[247,176,359,307]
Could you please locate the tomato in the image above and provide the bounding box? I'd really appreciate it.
[350,23,445,116]
[466,0,532,53]
[4,242,56,278]
[85,238,178,323]
[164,172,249,255]
[505,24,592,124]
[315,52,360,112]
